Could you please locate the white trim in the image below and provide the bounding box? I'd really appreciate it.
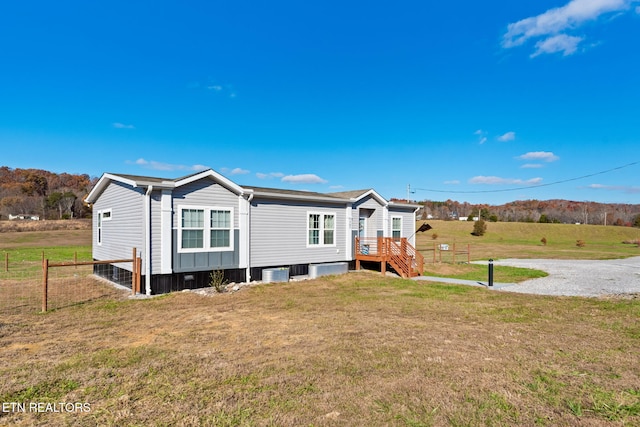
[101,208,113,221]
[391,216,403,239]
[174,169,245,196]
[306,211,337,248]
[345,205,352,260]
[177,205,235,253]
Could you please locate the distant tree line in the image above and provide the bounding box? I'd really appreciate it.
[0,166,97,220]
[419,199,640,228]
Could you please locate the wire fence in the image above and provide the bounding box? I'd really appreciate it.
[0,251,137,314]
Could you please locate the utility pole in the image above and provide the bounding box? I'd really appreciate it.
[406,184,415,202]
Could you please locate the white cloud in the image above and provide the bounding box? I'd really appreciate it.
[531,34,584,57]
[469,176,543,185]
[497,131,516,142]
[517,151,560,162]
[502,0,637,57]
[588,183,640,193]
[130,158,208,172]
[256,172,285,180]
[230,167,249,175]
[281,174,328,184]
[521,163,544,169]
[113,122,135,129]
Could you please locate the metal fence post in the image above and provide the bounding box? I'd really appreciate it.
[488,259,494,287]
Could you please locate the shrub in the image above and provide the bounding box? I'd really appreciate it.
[209,270,228,293]
[431,233,438,240]
[576,239,586,248]
[541,237,547,246]
[471,219,487,236]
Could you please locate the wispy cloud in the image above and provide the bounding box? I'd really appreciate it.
[129,158,208,172]
[469,176,543,185]
[474,129,488,144]
[113,122,135,129]
[497,131,516,142]
[502,0,638,57]
[256,172,285,180]
[517,151,560,162]
[521,163,544,169]
[587,183,640,193]
[281,174,328,184]
[189,78,237,98]
[221,167,250,175]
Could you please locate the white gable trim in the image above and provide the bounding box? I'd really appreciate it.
[174,169,245,196]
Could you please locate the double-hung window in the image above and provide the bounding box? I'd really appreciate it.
[210,210,231,248]
[179,206,233,252]
[308,212,336,246]
[392,217,402,240]
[181,208,204,249]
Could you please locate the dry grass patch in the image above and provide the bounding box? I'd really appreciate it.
[1,272,639,426]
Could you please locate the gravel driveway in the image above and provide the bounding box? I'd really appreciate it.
[488,256,640,297]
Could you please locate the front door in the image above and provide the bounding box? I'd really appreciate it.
[359,216,366,239]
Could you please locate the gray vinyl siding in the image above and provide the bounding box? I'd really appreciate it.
[92,181,145,271]
[353,196,384,236]
[172,179,241,272]
[250,198,348,267]
[389,207,417,243]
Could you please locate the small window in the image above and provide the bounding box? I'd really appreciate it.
[308,214,320,245]
[308,212,336,247]
[102,209,112,220]
[392,217,402,239]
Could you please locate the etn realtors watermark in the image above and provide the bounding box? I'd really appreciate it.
[2,402,91,413]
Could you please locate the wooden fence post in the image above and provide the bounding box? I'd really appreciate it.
[42,258,49,312]
[131,248,137,295]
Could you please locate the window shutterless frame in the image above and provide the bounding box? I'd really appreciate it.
[177,206,234,253]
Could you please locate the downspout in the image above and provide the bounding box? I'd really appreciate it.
[145,185,153,296]
[246,193,254,282]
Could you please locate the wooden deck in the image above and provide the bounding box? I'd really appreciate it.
[354,237,424,278]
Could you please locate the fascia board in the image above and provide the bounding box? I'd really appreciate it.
[251,190,349,204]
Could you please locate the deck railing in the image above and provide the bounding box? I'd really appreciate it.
[355,237,422,278]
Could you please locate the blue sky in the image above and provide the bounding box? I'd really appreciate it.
[1,0,639,205]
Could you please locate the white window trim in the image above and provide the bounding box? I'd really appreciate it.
[101,208,113,221]
[307,211,337,248]
[177,205,235,253]
[97,209,112,246]
[391,216,402,239]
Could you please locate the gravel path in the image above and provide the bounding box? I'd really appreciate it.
[485,256,640,297]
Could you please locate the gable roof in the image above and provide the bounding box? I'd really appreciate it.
[328,189,388,206]
[85,169,244,204]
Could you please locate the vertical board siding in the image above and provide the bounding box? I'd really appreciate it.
[250,198,348,267]
[93,181,144,270]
